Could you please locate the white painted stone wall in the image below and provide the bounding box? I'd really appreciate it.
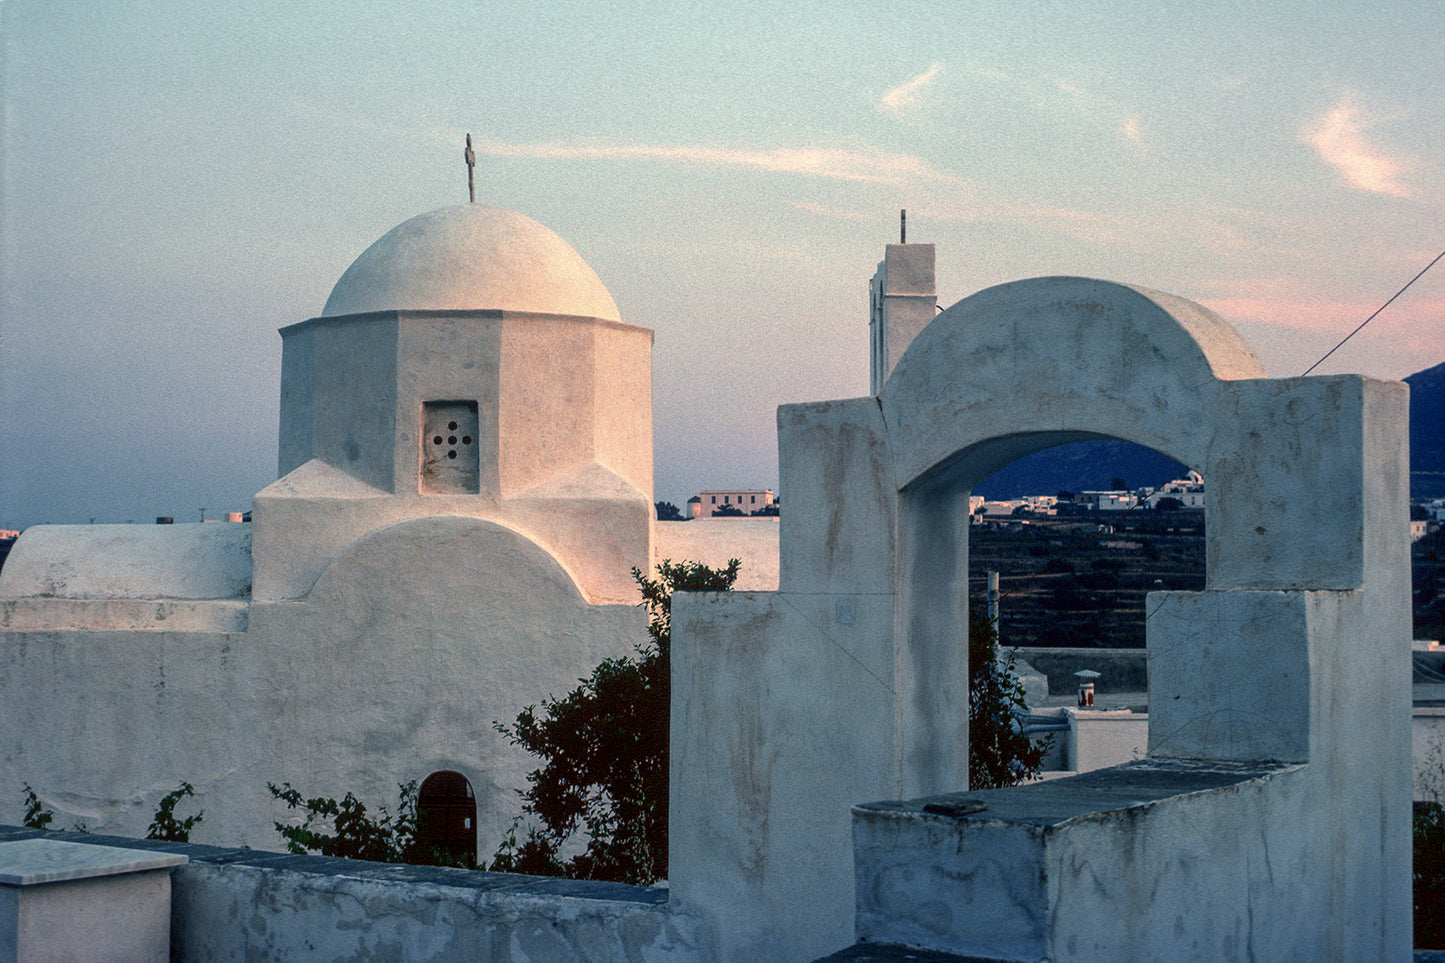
[670,276,1412,961]
[0,523,252,602]
[853,760,1316,961]
[171,855,711,962]
[0,826,714,963]
[653,519,778,591]
[1,517,641,857]
[1417,706,1445,801]
[1064,707,1147,772]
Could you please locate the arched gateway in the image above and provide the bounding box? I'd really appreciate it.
[670,272,1411,961]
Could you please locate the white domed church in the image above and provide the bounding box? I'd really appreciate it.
[0,203,720,857]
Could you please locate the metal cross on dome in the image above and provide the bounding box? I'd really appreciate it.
[465,133,476,203]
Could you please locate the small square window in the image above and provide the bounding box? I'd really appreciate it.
[421,401,479,494]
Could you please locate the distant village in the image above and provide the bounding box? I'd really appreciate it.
[677,472,1445,545]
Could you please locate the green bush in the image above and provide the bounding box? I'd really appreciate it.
[147,782,203,842]
[968,612,1050,790]
[491,559,740,885]
[267,780,470,866]
[1417,741,1445,948]
[21,785,52,830]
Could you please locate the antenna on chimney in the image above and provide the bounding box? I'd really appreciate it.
[465,133,476,203]
[900,209,907,244]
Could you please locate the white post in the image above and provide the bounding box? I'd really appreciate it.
[987,570,1000,649]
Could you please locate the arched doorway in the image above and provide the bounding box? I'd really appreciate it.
[417,770,476,866]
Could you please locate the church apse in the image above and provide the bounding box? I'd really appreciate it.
[1,202,657,866]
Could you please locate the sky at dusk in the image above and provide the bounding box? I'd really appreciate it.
[2,0,1442,529]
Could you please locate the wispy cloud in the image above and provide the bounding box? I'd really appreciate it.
[1200,278,1445,378]
[472,138,957,186]
[1197,271,1445,336]
[878,63,944,116]
[1121,116,1144,147]
[800,192,1141,248]
[277,101,956,189]
[1303,96,1412,197]
[1052,78,1145,149]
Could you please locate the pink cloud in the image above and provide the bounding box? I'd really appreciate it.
[1303,96,1413,198]
[471,138,957,187]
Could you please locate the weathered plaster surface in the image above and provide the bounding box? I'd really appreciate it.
[670,590,895,962]
[173,860,706,962]
[0,827,713,963]
[1418,706,1445,798]
[653,519,779,591]
[670,275,1412,961]
[2,518,641,856]
[854,760,1310,961]
[777,397,894,596]
[0,523,251,601]
[0,598,249,632]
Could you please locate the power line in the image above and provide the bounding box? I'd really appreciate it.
[1302,247,1445,376]
[985,247,1445,630]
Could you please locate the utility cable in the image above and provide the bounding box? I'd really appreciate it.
[984,244,1444,633]
[1302,247,1445,376]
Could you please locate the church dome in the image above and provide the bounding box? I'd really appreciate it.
[322,204,620,321]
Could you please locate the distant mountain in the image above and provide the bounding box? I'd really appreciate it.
[973,438,1187,500]
[1408,361,1445,500]
[971,361,1445,501]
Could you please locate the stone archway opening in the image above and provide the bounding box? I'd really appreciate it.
[969,435,1206,654]
[897,429,1211,782]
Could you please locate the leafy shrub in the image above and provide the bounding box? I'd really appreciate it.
[21,785,52,830]
[491,559,740,885]
[1417,741,1445,948]
[271,780,412,862]
[267,780,475,868]
[147,782,203,842]
[968,612,1050,789]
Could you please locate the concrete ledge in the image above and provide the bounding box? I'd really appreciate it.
[0,837,186,884]
[0,598,248,632]
[857,757,1295,828]
[0,826,709,962]
[0,837,187,963]
[814,942,1002,962]
[852,759,1304,961]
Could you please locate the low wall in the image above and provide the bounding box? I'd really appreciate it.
[0,826,712,962]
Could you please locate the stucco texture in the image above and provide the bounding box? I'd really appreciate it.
[3,517,641,861]
[670,275,1412,962]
